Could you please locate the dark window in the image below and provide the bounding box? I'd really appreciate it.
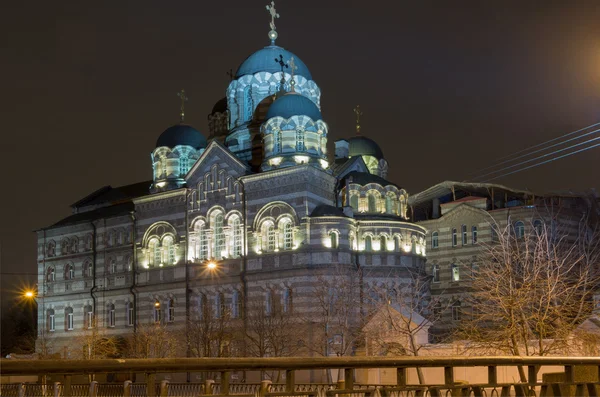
[432,232,439,249]
[472,226,478,244]
[452,228,457,247]
[432,264,440,283]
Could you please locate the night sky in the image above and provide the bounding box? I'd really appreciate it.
[1,1,599,313]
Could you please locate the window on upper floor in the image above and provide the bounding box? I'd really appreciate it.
[265,290,273,316]
[107,304,115,327]
[350,194,359,211]
[472,226,478,244]
[432,232,439,249]
[148,238,160,267]
[282,288,292,313]
[365,235,372,251]
[47,267,55,282]
[330,231,339,249]
[163,236,175,265]
[84,305,94,329]
[368,194,377,213]
[167,298,175,323]
[61,239,70,255]
[153,301,162,324]
[380,235,387,251]
[231,290,241,319]
[65,307,74,331]
[65,264,75,280]
[213,213,225,258]
[452,228,458,247]
[461,225,467,245]
[231,216,243,257]
[70,237,78,253]
[47,241,56,257]
[279,218,293,251]
[451,263,460,282]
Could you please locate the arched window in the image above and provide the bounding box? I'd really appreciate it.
[385,194,395,214]
[452,301,461,321]
[125,256,133,272]
[70,237,78,253]
[472,226,478,244]
[330,231,338,249]
[195,222,208,260]
[106,231,114,247]
[514,221,525,238]
[349,232,355,251]
[85,235,93,251]
[108,257,117,274]
[83,261,91,278]
[61,239,70,255]
[47,267,55,282]
[432,232,439,249]
[243,85,253,122]
[179,155,189,176]
[65,307,74,331]
[163,236,175,264]
[350,194,359,211]
[368,193,377,213]
[231,216,242,257]
[47,309,55,332]
[380,235,387,251]
[394,235,401,252]
[265,290,273,316]
[148,238,160,266]
[281,219,293,250]
[167,298,175,323]
[214,213,225,258]
[451,263,460,282]
[262,222,276,252]
[117,230,123,245]
[107,303,115,327]
[283,288,292,313]
[153,301,162,323]
[232,290,241,319]
[533,219,543,235]
[432,264,440,282]
[65,264,74,280]
[365,235,372,251]
[461,225,467,245]
[126,302,134,326]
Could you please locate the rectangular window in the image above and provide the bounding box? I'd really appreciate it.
[452,228,457,247]
[232,292,240,318]
[67,313,74,330]
[432,264,440,283]
[452,304,461,321]
[472,226,478,244]
[49,315,55,332]
[108,310,115,327]
[452,264,460,282]
[87,312,94,328]
[461,225,467,245]
[168,307,175,323]
[127,306,134,326]
[154,308,162,323]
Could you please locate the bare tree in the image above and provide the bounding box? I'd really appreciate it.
[128,322,180,358]
[73,319,120,360]
[459,217,600,381]
[187,300,234,358]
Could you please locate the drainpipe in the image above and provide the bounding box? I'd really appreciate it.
[185,192,191,383]
[90,221,98,325]
[129,212,137,335]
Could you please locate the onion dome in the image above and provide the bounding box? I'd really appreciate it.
[211,97,227,114]
[156,124,207,149]
[236,45,312,80]
[347,136,384,160]
[266,93,321,121]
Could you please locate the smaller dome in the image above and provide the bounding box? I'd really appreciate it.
[266,93,322,121]
[156,124,207,149]
[211,97,227,114]
[347,136,384,160]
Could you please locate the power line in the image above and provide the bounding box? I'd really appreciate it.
[486,142,600,182]
[472,133,600,181]
[468,121,600,178]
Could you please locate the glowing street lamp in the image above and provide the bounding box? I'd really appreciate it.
[206,261,217,271]
[24,290,35,299]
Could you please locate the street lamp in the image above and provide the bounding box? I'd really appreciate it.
[206,261,217,270]
[24,290,35,299]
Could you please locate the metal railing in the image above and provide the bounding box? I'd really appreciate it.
[2,356,600,396]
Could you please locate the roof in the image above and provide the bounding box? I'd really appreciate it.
[310,204,347,217]
[266,92,322,121]
[348,136,384,160]
[409,181,535,207]
[211,97,227,114]
[71,181,152,209]
[341,171,399,189]
[441,196,487,205]
[236,45,312,80]
[51,202,135,228]
[156,124,207,149]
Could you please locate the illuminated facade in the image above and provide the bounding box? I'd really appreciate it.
[35,12,427,359]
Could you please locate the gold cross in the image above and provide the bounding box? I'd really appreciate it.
[177,89,188,123]
[354,105,363,135]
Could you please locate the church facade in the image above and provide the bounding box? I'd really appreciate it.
[35,9,428,360]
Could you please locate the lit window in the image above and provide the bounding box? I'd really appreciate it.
[365,235,372,251]
[107,304,115,327]
[195,222,208,260]
[350,195,359,211]
[231,216,242,257]
[148,238,160,267]
[461,225,467,245]
[380,235,387,251]
[330,231,338,249]
[451,263,460,282]
[368,194,377,213]
[432,232,439,249]
[282,221,293,250]
[163,236,175,264]
[179,156,189,176]
[214,213,225,258]
[432,264,440,283]
[452,228,457,247]
[263,223,276,252]
[472,226,478,244]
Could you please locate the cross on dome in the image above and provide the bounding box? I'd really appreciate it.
[288,56,298,92]
[266,1,280,44]
[354,105,363,135]
[177,89,188,123]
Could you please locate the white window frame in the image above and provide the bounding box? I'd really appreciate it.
[48,313,55,332]
[67,312,74,331]
[127,303,134,326]
[108,306,115,327]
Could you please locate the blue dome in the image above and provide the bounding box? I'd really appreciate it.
[236,45,312,80]
[156,124,207,149]
[266,93,322,121]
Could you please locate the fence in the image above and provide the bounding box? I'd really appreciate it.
[2,356,600,396]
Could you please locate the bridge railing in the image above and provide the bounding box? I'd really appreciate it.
[2,356,600,397]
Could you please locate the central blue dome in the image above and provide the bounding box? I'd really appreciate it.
[266,93,322,121]
[236,45,312,80]
[156,124,207,149]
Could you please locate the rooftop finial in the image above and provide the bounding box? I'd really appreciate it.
[288,56,298,92]
[266,1,280,45]
[226,68,234,81]
[177,89,188,123]
[274,54,288,97]
[354,105,363,135]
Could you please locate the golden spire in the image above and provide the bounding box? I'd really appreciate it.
[288,56,298,92]
[353,105,363,135]
[266,1,280,44]
[177,89,188,123]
